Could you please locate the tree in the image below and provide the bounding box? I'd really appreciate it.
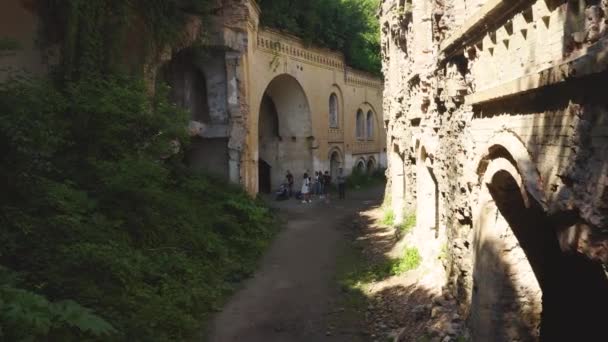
[257,0,381,75]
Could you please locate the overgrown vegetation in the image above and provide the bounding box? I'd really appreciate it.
[381,206,416,237]
[256,0,382,75]
[397,212,416,236]
[382,208,396,226]
[339,242,421,289]
[0,1,278,340]
[347,167,386,189]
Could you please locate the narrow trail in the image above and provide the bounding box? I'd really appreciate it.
[207,186,384,342]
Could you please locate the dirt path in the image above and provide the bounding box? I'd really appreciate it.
[207,186,384,342]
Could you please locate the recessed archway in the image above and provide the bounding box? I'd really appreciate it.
[416,146,438,232]
[366,157,376,174]
[391,144,406,224]
[355,158,366,174]
[471,152,608,341]
[472,158,545,341]
[329,148,343,179]
[257,74,312,192]
[160,48,229,178]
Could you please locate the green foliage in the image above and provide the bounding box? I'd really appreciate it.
[257,0,381,74]
[38,0,211,80]
[1,1,276,340]
[0,267,116,341]
[390,247,422,275]
[0,74,277,340]
[397,212,416,235]
[382,208,395,226]
[339,244,421,288]
[346,167,386,189]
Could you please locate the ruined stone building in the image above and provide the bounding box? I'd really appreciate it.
[380,0,608,340]
[1,0,385,195]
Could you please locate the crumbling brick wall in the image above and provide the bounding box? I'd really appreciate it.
[381,0,608,340]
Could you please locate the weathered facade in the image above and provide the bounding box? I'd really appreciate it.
[1,0,385,195]
[380,0,608,340]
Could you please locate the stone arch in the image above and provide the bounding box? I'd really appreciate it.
[329,84,344,128]
[257,74,313,193]
[473,130,546,209]
[355,157,366,173]
[365,156,377,173]
[159,47,230,179]
[471,158,545,341]
[366,156,376,173]
[416,145,438,231]
[471,146,608,341]
[391,143,407,224]
[328,146,344,179]
[366,110,375,140]
[356,109,365,139]
[160,48,210,123]
[413,144,445,282]
[361,102,380,140]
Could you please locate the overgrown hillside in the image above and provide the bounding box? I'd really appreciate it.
[0,1,277,340]
[257,0,382,75]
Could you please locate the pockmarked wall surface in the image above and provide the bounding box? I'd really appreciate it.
[380,0,608,340]
[1,0,385,195]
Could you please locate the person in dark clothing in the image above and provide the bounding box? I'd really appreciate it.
[275,183,289,201]
[286,170,294,197]
[337,168,346,199]
[323,171,331,202]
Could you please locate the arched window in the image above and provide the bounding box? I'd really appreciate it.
[329,93,339,128]
[366,111,374,140]
[356,109,364,139]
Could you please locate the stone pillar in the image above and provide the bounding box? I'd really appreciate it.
[228,148,241,185]
[225,51,242,120]
[225,51,245,185]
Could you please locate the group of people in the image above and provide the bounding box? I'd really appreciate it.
[276,169,347,203]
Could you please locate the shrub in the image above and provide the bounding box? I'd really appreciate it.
[346,167,386,189]
[0,75,277,340]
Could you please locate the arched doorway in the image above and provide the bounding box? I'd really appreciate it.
[416,147,438,232]
[472,155,608,341]
[258,74,312,192]
[161,48,210,123]
[472,159,544,341]
[329,149,342,180]
[160,48,229,178]
[258,94,279,193]
[366,157,376,174]
[355,159,366,174]
[391,144,406,224]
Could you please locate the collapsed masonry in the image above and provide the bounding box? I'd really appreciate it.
[380,0,608,340]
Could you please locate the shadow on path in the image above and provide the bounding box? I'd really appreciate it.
[207,186,385,342]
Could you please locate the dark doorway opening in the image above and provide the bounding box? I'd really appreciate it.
[258,159,272,194]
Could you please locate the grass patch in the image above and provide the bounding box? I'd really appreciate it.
[382,208,395,226]
[396,212,416,236]
[338,244,422,290]
[389,247,422,275]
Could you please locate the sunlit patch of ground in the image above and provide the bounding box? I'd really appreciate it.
[334,205,444,342]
